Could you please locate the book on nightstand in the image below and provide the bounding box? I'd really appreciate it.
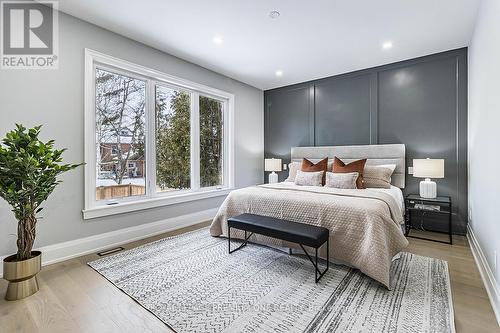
[414,203,441,211]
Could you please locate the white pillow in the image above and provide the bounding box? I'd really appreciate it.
[374,164,397,172]
[294,170,323,187]
[285,162,301,182]
[325,172,359,189]
[363,164,397,188]
[363,166,393,188]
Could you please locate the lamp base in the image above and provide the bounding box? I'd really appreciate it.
[419,178,437,198]
[268,172,278,184]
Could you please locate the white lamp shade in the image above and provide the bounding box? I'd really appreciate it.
[265,158,282,172]
[413,159,444,178]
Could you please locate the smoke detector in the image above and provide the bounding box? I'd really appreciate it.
[269,10,280,19]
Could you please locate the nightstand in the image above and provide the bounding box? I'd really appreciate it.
[405,194,452,245]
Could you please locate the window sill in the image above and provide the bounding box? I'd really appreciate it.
[82,188,232,220]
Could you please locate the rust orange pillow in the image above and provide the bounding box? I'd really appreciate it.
[301,158,328,185]
[332,157,367,189]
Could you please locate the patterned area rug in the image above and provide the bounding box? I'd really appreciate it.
[89,228,455,333]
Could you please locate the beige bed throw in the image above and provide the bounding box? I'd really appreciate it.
[210,183,409,288]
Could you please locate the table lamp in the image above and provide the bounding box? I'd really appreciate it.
[265,158,282,184]
[413,158,444,198]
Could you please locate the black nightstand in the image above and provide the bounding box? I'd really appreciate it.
[405,194,452,245]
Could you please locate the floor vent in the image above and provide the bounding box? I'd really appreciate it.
[97,247,125,256]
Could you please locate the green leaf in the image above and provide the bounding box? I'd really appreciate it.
[0,124,83,257]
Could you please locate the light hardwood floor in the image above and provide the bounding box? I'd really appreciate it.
[1,223,498,333]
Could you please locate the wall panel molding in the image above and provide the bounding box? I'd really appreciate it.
[264,48,468,233]
[369,72,378,144]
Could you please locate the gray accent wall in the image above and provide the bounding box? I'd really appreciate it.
[0,12,263,258]
[265,48,468,234]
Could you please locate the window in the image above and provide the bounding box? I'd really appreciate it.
[155,85,191,192]
[84,50,234,219]
[95,68,146,201]
[199,95,224,188]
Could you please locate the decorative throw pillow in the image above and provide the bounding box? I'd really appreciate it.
[376,164,397,173]
[332,157,367,189]
[285,162,301,182]
[294,170,323,187]
[301,157,328,185]
[325,172,359,189]
[363,166,393,189]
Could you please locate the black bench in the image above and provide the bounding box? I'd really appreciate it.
[227,213,329,283]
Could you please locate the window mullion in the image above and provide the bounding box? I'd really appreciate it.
[191,92,200,191]
[146,80,157,198]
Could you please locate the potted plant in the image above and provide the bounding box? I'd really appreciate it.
[0,124,80,301]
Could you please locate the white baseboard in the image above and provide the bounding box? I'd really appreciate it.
[0,208,217,278]
[467,224,500,326]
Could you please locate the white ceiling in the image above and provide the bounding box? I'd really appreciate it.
[57,0,480,90]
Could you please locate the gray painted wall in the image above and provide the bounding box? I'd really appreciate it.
[265,49,467,234]
[468,0,500,300]
[0,12,263,257]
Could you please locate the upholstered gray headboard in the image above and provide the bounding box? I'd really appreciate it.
[291,144,406,188]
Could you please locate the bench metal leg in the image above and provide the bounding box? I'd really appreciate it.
[228,226,254,254]
[299,238,329,283]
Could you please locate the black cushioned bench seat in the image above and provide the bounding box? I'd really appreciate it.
[228,213,329,248]
[227,213,330,282]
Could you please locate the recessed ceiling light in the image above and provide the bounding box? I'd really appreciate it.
[213,35,223,45]
[382,41,393,50]
[275,70,283,77]
[269,10,280,19]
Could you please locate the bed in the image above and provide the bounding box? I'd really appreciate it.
[210,144,409,288]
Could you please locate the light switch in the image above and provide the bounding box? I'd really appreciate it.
[283,163,287,170]
[408,167,413,174]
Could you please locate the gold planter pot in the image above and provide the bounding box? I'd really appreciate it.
[3,251,41,301]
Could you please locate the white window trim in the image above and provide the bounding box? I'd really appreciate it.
[83,49,235,220]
